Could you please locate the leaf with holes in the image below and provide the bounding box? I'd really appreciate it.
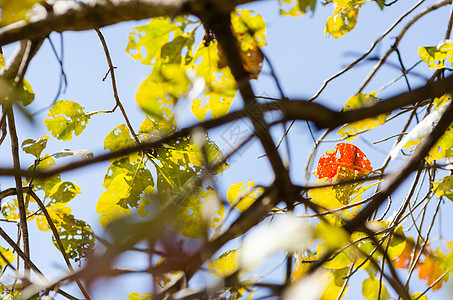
[227,180,264,212]
[278,0,317,16]
[104,124,140,163]
[419,42,453,69]
[433,174,453,201]
[314,143,372,179]
[325,1,365,39]
[126,17,189,65]
[44,100,92,141]
[337,92,388,140]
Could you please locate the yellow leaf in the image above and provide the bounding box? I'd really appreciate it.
[36,203,72,232]
[337,92,388,140]
[433,174,453,201]
[0,246,14,268]
[208,249,239,278]
[321,268,349,300]
[191,41,236,121]
[362,277,391,300]
[419,42,453,69]
[96,173,134,227]
[127,292,152,300]
[227,180,264,212]
[325,1,364,39]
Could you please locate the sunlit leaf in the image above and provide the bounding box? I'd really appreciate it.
[191,41,236,121]
[419,42,453,69]
[412,293,427,300]
[433,174,453,201]
[159,184,224,238]
[53,216,95,264]
[97,164,154,227]
[292,253,317,282]
[227,180,264,212]
[418,249,449,290]
[314,143,372,179]
[321,268,349,300]
[48,181,81,203]
[104,124,140,163]
[208,249,239,278]
[97,173,134,227]
[393,238,414,269]
[278,0,317,16]
[30,155,62,199]
[0,246,14,268]
[135,64,190,120]
[126,17,192,65]
[139,110,176,140]
[362,277,390,300]
[36,202,72,231]
[0,0,40,25]
[325,1,364,39]
[154,136,226,237]
[337,92,388,139]
[44,100,91,141]
[127,293,152,300]
[22,135,49,158]
[316,242,353,269]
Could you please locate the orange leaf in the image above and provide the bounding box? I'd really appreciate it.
[393,241,412,269]
[418,251,448,291]
[314,143,372,179]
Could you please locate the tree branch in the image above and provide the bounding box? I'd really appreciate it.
[0,0,256,46]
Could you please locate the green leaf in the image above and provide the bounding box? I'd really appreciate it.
[160,185,225,238]
[419,42,453,69]
[36,202,72,232]
[104,124,136,153]
[427,124,453,163]
[30,155,62,199]
[97,173,134,227]
[48,181,81,203]
[279,0,317,16]
[104,124,140,163]
[337,92,388,140]
[375,0,386,10]
[227,180,264,212]
[362,277,390,300]
[126,17,186,65]
[14,79,34,106]
[208,249,239,278]
[22,135,49,158]
[44,100,91,141]
[433,175,453,201]
[97,162,154,227]
[53,215,95,264]
[139,111,176,141]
